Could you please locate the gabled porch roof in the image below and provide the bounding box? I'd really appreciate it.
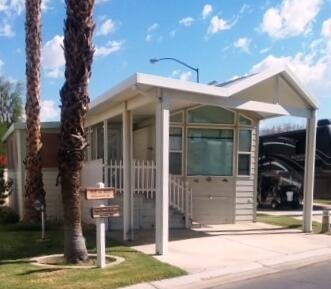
[87,65,318,127]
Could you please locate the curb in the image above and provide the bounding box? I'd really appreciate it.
[121,248,331,289]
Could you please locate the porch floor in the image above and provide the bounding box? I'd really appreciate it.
[110,222,331,274]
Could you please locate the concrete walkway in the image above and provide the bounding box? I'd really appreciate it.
[117,222,331,289]
[258,203,331,223]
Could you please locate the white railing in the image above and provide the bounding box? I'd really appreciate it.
[104,159,192,222]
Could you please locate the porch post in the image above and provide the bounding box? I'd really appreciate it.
[155,90,169,255]
[123,104,134,240]
[303,110,317,232]
[103,120,109,186]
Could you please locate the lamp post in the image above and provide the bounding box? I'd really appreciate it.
[150,57,200,83]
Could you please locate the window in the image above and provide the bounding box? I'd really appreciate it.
[188,105,235,124]
[239,130,252,152]
[238,129,252,176]
[169,127,182,175]
[239,115,252,126]
[187,128,233,176]
[238,155,250,175]
[91,123,104,160]
[170,112,184,123]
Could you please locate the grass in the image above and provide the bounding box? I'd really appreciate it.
[314,199,331,205]
[0,223,186,289]
[257,214,322,234]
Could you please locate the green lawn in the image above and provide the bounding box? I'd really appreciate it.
[0,224,185,289]
[257,214,322,234]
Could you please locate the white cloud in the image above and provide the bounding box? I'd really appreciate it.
[321,18,331,38]
[95,0,111,4]
[251,38,331,97]
[0,0,50,16]
[95,40,123,57]
[202,4,213,19]
[261,0,323,39]
[260,47,272,54]
[0,23,14,37]
[147,23,158,32]
[207,15,231,35]
[40,100,60,122]
[42,35,65,79]
[169,30,176,37]
[0,58,4,73]
[239,4,251,14]
[145,23,159,42]
[234,37,251,53]
[96,18,115,36]
[172,70,192,81]
[179,17,194,27]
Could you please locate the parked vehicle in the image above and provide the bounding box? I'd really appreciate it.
[258,119,331,209]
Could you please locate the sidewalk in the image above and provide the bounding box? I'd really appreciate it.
[117,223,331,289]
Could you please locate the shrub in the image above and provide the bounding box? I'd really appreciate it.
[0,167,12,206]
[0,206,19,225]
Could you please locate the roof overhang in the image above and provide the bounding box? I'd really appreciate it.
[1,122,60,143]
[87,65,319,125]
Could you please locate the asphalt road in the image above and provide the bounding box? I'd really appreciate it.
[212,260,331,289]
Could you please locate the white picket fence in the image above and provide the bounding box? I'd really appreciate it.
[104,159,192,221]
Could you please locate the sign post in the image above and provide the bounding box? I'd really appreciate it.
[33,199,45,240]
[85,182,119,268]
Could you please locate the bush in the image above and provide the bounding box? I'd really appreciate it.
[0,206,19,225]
[0,167,13,206]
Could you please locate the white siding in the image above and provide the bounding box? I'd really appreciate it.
[235,127,257,222]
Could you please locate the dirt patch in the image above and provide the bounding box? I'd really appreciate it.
[30,254,124,269]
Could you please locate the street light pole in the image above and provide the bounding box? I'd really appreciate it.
[150,57,200,83]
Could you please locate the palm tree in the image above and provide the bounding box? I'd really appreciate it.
[58,0,95,262]
[24,0,45,222]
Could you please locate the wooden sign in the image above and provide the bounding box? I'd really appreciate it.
[85,187,115,200]
[91,205,120,219]
[91,205,120,218]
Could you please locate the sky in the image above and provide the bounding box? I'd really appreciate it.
[0,0,331,127]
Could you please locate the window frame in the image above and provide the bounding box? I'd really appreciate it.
[170,111,184,124]
[186,125,236,177]
[169,125,184,176]
[237,128,253,177]
[238,113,253,127]
[186,105,236,126]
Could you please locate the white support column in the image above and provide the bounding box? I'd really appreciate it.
[123,104,134,240]
[103,120,109,186]
[155,91,170,255]
[303,110,317,233]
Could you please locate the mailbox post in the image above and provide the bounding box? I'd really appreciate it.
[85,183,119,268]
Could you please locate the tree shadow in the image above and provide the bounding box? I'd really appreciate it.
[18,268,63,276]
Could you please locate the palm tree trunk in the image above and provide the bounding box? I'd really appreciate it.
[59,0,95,263]
[24,0,45,223]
